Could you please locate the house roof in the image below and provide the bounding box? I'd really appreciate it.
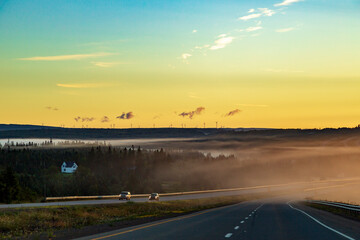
[63,161,77,168]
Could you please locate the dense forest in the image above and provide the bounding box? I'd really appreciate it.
[1,138,360,203]
[0,146,236,203]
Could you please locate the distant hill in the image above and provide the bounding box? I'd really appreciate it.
[0,127,218,139]
[1,124,358,140]
[0,124,60,132]
[0,124,274,139]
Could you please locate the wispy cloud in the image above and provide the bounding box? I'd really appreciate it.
[274,0,303,7]
[45,106,59,111]
[74,116,95,122]
[188,92,201,99]
[181,2,293,63]
[56,83,110,89]
[258,8,275,16]
[238,13,262,21]
[91,61,127,68]
[101,116,110,123]
[181,53,192,60]
[181,53,192,64]
[210,35,234,50]
[225,109,241,117]
[246,26,263,32]
[117,112,134,120]
[194,44,210,50]
[18,52,113,61]
[238,8,275,21]
[276,27,294,33]
[179,107,205,119]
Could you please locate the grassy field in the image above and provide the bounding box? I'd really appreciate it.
[0,194,269,239]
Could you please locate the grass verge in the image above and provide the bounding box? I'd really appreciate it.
[0,193,272,239]
[304,202,360,221]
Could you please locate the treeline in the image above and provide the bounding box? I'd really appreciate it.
[2,143,357,203]
[0,147,235,203]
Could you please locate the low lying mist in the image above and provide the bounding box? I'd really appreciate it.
[1,130,359,204]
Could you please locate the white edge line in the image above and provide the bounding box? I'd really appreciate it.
[287,202,355,240]
[234,226,239,230]
[240,221,244,223]
[225,233,233,238]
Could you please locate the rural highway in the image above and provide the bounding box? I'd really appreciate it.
[77,199,360,240]
[0,188,274,209]
[2,179,359,209]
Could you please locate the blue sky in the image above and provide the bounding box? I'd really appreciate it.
[1,0,360,128]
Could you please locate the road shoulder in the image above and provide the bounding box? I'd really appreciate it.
[292,202,360,239]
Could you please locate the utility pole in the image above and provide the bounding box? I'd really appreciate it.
[216,122,218,129]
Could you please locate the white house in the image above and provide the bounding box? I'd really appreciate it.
[61,161,78,173]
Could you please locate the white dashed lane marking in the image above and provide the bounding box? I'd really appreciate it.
[225,203,263,239]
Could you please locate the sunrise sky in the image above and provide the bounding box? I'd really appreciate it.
[1,0,360,129]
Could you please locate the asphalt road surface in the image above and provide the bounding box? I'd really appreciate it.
[76,199,360,240]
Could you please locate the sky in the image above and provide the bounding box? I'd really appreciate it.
[0,0,360,129]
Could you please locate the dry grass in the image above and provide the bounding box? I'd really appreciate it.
[0,194,268,239]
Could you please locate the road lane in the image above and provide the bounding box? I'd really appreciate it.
[76,200,360,240]
[76,201,263,240]
[237,203,356,240]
